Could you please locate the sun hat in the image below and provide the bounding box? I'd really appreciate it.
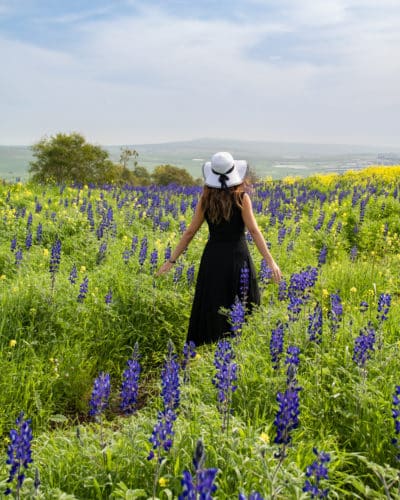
[202,152,248,190]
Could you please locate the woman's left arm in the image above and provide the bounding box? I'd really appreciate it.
[156,198,205,276]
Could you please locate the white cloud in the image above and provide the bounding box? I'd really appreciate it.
[1,3,400,146]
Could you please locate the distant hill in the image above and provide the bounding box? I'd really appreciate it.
[1,138,399,181]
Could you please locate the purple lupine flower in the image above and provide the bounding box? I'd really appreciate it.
[212,340,237,430]
[350,246,358,262]
[278,226,286,245]
[186,264,195,286]
[179,221,187,233]
[308,303,323,343]
[303,448,330,498]
[87,203,94,231]
[49,239,62,289]
[352,323,376,367]
[239,263,250,304]
[15,248,23,266]
[278,279,287,301]
[239,493,264,500]
[288,295,303,322]
[377,293,391,322]
[179,440,218,500]
[131,235,138,254]
[105,288,112,304]
[287,267,319,321]
[5,412,33,497]
[138,236,148,266]
[274,386,301,448]
[314,212,325,231]
[77,276,89,303]
[285,346,300,387]
[326,213,336,232]
[391,385,400,462]
[69,264,78,284]
[150,249,158,273]
[89,372,111,418]
[161,341,180,412]
[270,321,285,370]
[122,249,131,264]
[230,296,246,335]
[96,241,107,265]
[173,263,184,284]
[26,212,33,229]
[25,232,32,250]
[359,301,368,313]
[120,342,141,414]
[164,244,172,261]
[260,259,272,286]
[318,246,327,267]
[328,292,343,336]
[182,341,196,383]
[10,236,17,252]
[148,342,180,461]
[36,223,42,244]
[147,408,176,461]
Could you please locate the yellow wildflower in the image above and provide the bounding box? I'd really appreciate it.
[9,339,17,348]
[260,432,270,444]
[0,274,6,280]
[350,287,357,293]
[80,266,86,273]
[43,248,49,256]
[159,477,168,487]
[322,289,329,297]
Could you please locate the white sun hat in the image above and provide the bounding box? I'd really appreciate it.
[202,152,248,189]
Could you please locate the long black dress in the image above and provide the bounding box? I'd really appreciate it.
[187,199,260,345]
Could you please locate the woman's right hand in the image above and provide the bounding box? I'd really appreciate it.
[155,261,174,276]
[270,262,283,283]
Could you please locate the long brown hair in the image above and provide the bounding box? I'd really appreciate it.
[201,181,249,224]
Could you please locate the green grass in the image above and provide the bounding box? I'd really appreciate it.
[0,171,400,498]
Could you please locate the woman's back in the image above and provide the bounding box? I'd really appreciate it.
[205,202,245,243]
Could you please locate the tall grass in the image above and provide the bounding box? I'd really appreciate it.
[0,168,400,497]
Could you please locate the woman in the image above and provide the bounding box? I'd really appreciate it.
[156,151,282,345]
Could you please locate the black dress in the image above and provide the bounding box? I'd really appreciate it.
[187,199,260,345]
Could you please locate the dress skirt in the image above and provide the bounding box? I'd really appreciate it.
[186,236,260,346]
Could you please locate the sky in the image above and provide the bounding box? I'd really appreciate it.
[1,0,400,147]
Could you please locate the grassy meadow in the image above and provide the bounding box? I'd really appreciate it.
[1,166,400,498]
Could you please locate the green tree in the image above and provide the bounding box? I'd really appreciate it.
[151,164,196,186]
[29,132,117,184]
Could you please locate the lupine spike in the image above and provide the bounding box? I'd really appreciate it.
[89,372,111,418]
[303,448,330,498]
[5,412,33,496]
[179,440,218,499]
[120,342,141,414]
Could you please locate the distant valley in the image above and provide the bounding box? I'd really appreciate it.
[1,138,399,182]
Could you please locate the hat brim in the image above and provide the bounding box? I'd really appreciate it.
[202,160,248,188]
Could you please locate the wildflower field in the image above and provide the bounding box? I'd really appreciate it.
[1,165,400,498]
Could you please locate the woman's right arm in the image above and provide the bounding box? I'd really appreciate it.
[241,193,282,283]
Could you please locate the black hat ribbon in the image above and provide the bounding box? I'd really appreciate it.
[212,165,234,191]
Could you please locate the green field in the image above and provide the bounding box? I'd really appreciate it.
[1,167,400,498]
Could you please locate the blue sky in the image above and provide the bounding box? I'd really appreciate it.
[1,0,400,146]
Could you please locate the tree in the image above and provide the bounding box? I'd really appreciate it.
[29,132,117,184]
[119,147,139,170]
[151,164,196,186]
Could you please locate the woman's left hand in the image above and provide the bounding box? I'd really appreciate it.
[155,261,174,276]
